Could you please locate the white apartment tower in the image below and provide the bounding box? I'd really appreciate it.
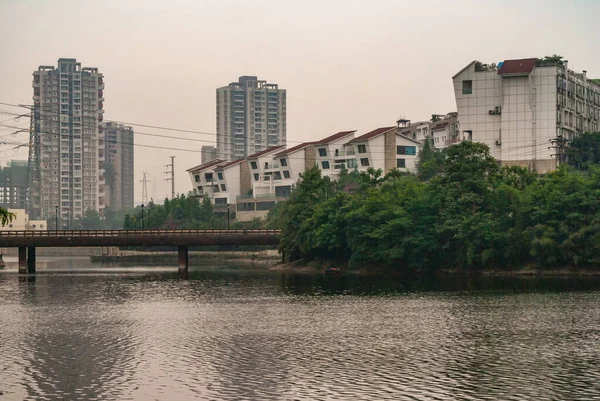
[100,122,134,211]
[216,76,286,160]
[31,58,105,226]
[453,57,600,173]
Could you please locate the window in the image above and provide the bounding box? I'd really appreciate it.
[360,158,370,167]
[194,175,200,182]
[213,185,220,193]
[250,161,258,169]
[397,159,406,168]
[318,148,327,157]
[205,172,213,181]
[396,146,416,155]
[283,170,290,179]
[217,172,224,180]
[462,80,472,95]
[220,184,227,191]
[357,144,367,153]
[280,158,288,167]
[254,173,259,181]
[274,171,282,180]
[321,161,330,169]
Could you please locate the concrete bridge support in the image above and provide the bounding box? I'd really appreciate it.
[178,245,188,272]
[27,247,36,274]
[18,247,27,274]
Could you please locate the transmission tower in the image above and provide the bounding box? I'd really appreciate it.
[140,171,149,205]
[26,104,42,219]
[549,135,569,167]
[164,156,175,199]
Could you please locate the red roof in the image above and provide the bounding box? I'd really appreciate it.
[316,130,356,145]
[498,58,537,76]
[246,145,286,159]
[186,158,225,172]
[215,158,246,169]
[431,122,449,131]
[348,127,396,143]
[274,142,315,157]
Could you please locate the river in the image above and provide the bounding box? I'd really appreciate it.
[1,257,600,400]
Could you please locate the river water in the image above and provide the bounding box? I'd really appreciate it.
[1,257,600,400]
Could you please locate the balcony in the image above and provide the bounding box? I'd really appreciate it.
[263,163,280,172]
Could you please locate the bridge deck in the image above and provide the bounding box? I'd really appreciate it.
[0,229,281,247]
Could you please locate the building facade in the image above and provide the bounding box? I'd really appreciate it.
[188,126,420,222]
[453,58,600,172]
[0,161,28,210]
[216,76,286,160]
[0,209,46,231]
[100,121,134,211]
[31,58,105,227]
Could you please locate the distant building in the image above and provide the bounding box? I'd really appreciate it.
[201,145,218,164]
[31,58,105,226]
[216,76,286,160]
[398,113,459,149]
[453,57,600,172]
[100,122,134,210]
[0,161,28,210]
[0,209,46,231]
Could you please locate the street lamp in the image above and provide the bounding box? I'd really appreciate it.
[55,205,58,232]
[141,204,145,230]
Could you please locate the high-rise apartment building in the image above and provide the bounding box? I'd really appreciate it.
[201,145,218,164]
[100,121,134,211]
[453,57,600,172]
[216,76,286,160]
[31,58,104,226]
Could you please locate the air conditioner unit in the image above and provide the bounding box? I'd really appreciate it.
[495,140,502,146]
[495,106,502,114]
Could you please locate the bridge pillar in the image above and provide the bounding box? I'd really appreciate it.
[18,247,27,274]
[27,247,36,274]
[178,245,188,271]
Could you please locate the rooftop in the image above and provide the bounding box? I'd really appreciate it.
[348,127,396,143]
[274,142,315,157]
[316,130,356,145]
[246,145,286,159]
[186,158,226,173]
[497,58,537,76]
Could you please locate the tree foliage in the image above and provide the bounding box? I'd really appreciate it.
[268,138,600,271]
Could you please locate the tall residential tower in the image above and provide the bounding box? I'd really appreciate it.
[100,121,134,211]
[216,76,286,160]
[31,58,104,226]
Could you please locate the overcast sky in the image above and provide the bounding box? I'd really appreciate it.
[0,0,598,201]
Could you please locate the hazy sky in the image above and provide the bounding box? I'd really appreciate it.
[0,0,598,201]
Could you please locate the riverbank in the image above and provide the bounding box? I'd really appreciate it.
[269,259,600,276]
[90,249,280,266]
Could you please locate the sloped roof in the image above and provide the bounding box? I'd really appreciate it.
[497,58,537,76]
[431,122,449,131]
[316,130,356,145]
[186,158,225,173]
[348,127,396,143]
[215,158,246,170]
[274,142,315,157]
[452,60,476,79]
[246,145,286,159]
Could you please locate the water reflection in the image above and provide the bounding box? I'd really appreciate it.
[1,264,600,400]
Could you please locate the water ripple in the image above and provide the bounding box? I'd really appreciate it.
[1,269,600,400]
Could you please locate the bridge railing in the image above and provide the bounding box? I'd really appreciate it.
[0,229,281,237]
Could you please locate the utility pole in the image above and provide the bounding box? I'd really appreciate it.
[140,171,149,205]
[549,136,569,167]
[164,156,175,199]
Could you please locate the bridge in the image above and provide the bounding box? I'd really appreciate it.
[0,229,281,274]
